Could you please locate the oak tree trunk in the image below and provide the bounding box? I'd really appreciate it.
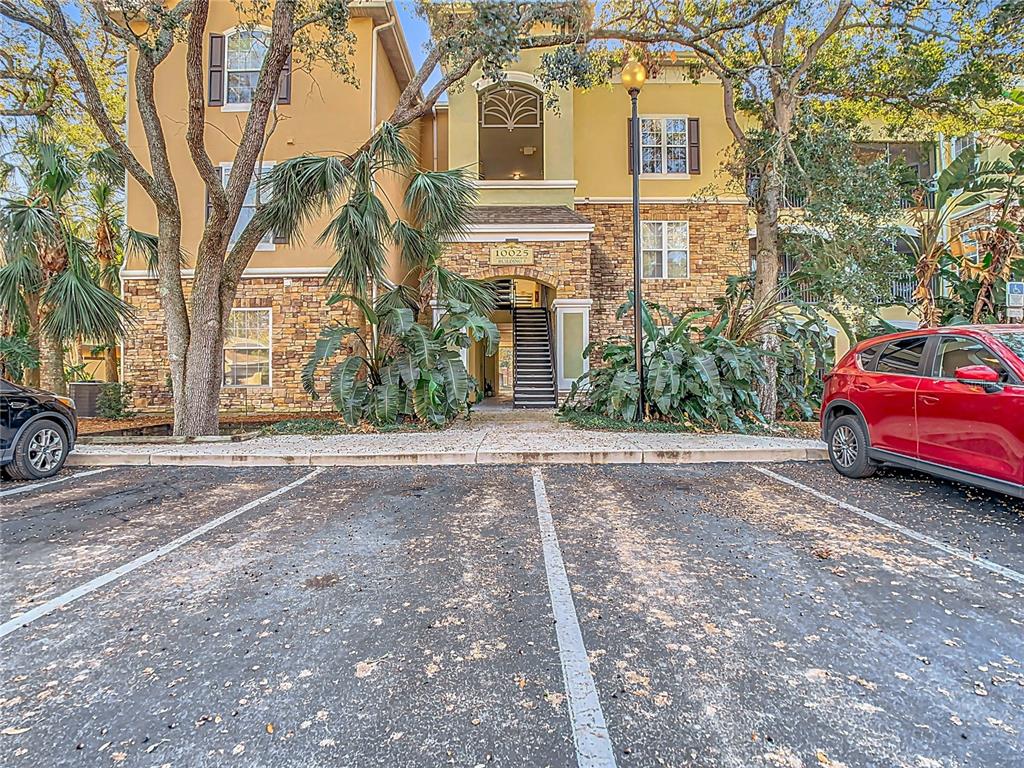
[753,157,783,423]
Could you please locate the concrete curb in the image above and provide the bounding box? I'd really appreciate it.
[69,446,829,468]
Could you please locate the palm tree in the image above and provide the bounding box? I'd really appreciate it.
[259,123,495,319]
[0,139,133,393]
[88,170,128,381]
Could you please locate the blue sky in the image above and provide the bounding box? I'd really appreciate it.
[394,1,441,91]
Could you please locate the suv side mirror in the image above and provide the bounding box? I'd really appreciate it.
[955,364,1001,392]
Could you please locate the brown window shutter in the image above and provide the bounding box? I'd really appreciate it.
[205,166,223,222]
[687,117,701,174]
[208,33,225,106]
[627,117,635,174]
[277,52,292,105]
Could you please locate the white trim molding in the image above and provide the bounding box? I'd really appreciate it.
[121,267,333,281]
[475,179,578,190]
[575,196,748,205]
[552,298,592,392]
[447,223,594,243]
[472,71,540,91]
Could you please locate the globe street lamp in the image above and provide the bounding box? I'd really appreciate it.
[621,59,647,420]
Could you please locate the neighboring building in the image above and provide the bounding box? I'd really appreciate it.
[122,1,751,412]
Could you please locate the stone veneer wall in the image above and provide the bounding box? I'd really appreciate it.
[578,202,749,345]
[439,240,592,298]
[122,277,351,414]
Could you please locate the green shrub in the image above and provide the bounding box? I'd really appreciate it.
[562,282,831,431]
[96,382,136,420]
[303,300,498,427]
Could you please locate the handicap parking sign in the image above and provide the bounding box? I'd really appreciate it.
[1009,282,1024,308]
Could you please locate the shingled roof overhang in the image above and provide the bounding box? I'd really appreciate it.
[446,206,594,243]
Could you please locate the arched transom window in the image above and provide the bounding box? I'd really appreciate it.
[479,85,542,130]
[478,84,544,180]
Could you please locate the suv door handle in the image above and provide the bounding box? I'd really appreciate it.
[9,401,26,409]
[920,395,940,405]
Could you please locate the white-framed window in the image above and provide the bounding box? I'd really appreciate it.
[959,228,981,264]
[223,308,271,387]
[221,163,275,250]
[953,134,976,158]
[225,28,269,107]
[640,117,688,175]
[641,221,690,279]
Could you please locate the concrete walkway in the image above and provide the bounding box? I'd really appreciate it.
[70,408,827,467]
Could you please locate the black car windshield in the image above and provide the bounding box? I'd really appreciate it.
[995,331,1024,359]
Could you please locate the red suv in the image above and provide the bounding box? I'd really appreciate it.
[821,325,1024,498]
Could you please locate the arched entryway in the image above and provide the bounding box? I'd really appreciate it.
[465,275,556,408]
[461,272,591,409]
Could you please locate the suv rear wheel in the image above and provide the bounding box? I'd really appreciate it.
[5,420,69,480]
[826,414,877,479]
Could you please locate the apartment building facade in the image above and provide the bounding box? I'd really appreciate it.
[121,2,751,411]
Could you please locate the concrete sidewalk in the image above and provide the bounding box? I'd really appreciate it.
[70,408,827,467]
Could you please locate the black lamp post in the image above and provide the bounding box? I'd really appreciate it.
[621,60,647,420]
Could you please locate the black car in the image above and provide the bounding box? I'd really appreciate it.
[1,378,78,480]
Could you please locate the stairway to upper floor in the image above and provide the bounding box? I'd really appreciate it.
[512,307,557,409]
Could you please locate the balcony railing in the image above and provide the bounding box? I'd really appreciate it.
[779,273,823,304]
[746,175,808,208]
[898,188,936,209]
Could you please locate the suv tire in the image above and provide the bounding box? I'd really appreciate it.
[5,420,69,480]
[826,414,877,479]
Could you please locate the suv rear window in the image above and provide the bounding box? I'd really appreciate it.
[875,337,927,375]
[857,343,885,370]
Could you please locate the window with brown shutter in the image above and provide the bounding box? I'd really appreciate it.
[208,34,225,107]
[277,52,292,105]
[687,118,701,174]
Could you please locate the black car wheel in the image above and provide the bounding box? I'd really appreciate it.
[6,420,69,480]
[826,414,877,479]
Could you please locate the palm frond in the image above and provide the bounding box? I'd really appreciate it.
[33,141,81,204]
[319,190,391,294]
[1,198,59,260]
[431,265,496,314]
[41,233,135,340]
[404,169,477,243]
[369,123,418,172]
[87,147,125,187]
[123,228,164,275]
[257,155,350,244]
[0,253,40,319]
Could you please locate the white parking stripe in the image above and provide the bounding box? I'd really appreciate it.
[0,467,112,498]
[532,468,617,768]
[0,467,325,639]
[753,465,1024,586]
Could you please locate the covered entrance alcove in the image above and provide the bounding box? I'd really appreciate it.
[468,276,557,408]
[438,205,595,408]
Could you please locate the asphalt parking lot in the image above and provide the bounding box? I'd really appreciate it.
[2,462,1023,768]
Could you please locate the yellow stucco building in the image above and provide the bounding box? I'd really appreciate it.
[121,0,756,411]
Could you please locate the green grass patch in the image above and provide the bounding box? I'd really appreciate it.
[558,408,803,437]
[260,417,432,436]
